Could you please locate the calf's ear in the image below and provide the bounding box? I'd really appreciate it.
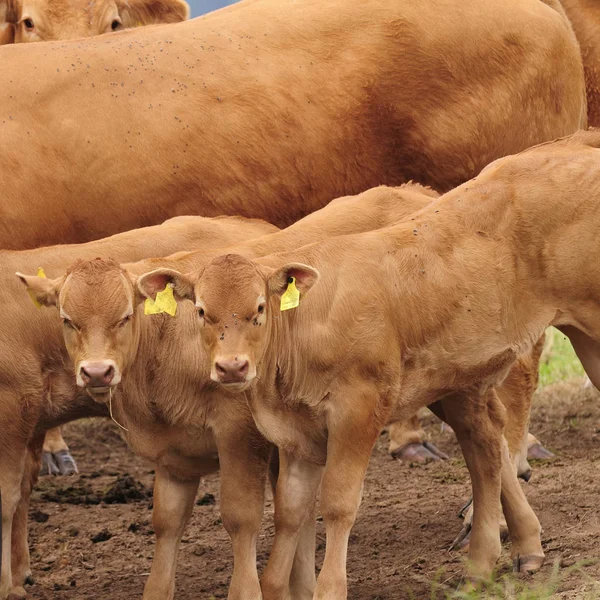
[115,0,189,28]
[15,272,62,307]
[267,263,320,297]
[0,0,18,44]
[137,268,195,303]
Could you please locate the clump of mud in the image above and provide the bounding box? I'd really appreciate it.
[41,475,149,505]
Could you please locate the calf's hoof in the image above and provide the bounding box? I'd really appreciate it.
[513,554,545,574]
[527,443,555,461]
[40,450,78,476]
[391,442,448,464]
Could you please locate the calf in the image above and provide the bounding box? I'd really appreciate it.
[136,129,600,594]
[0,214,276,600]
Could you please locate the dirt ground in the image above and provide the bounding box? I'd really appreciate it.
[26,379,600,600]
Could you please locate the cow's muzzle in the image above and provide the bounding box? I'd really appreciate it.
[212,355,253,388]
[77,359,120,394]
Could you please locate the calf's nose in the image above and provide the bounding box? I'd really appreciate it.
[215,358,249,383]
[79,361,115,388]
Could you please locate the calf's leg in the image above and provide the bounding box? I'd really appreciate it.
[261,452,323,600]
[41,427,78,476]
[388,415,447,463]
[142,468,199,600]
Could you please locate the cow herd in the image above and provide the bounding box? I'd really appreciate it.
[1,0,600,598]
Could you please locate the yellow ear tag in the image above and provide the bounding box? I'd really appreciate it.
[28,267,47,308]
[144,283,177,317]
[280,276,300,311]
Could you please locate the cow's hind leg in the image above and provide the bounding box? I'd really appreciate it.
[142,468,199,600]
[40,428,77,476]
[388,415,448,463]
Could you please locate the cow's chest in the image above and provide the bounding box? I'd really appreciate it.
[247,390,328,464]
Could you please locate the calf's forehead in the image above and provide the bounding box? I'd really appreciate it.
[61,264,132,321]
[196,256,266,310]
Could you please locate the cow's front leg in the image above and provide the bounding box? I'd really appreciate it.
[261,452,323,600]
[388,415,448,463]
[40,427,78,476]
[313,391,380,600]
[142,468,199,600]
[216,427,270,600]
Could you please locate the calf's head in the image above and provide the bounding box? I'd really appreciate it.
[17,258,140,398]
[0,0,188,44]
[138,254,319,392]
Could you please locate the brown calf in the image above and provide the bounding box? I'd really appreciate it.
[137,130,600,594]
[0,215,275,600]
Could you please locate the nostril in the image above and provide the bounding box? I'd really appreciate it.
[238,361,249,377]
[80,367,91,382]
[104,365,115,383]
[215,362,227,377]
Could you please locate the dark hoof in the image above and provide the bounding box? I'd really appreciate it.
[391,442,444,464]
[24,575,34,586]
[519,468,533,482]
[54,449,78,475]
[423,441,449,460]
[450,522,472,552]
[513,554,545,574]
[40,452,60,476]
[527,443,555,461]
[457,497,473,520]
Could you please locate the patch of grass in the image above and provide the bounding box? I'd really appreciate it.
[538,328,585,387]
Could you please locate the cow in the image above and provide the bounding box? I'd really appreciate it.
[0,0,188,44]
[22,183,548,597]
[139,130,600,595]
[0,0,586,250]
[0,213,277,600]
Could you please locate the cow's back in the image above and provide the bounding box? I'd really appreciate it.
[0,0,586,248]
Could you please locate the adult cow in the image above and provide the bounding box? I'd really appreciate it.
[0,0,188,44]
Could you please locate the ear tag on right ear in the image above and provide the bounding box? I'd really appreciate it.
[144,283,177,317]
[28,267,47,309]
[280,276,300,311]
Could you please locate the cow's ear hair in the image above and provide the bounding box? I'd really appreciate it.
[137,268,195,303]
[15,272,62,307]
[267,263,320,297]
[1,0,19,42]
[115,0,189,28]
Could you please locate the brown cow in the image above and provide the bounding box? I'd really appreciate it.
[0,214,277,600]
[0,0,188,44]
[23,182,548,597]
[142,130,600,594]
[0,0,586,249]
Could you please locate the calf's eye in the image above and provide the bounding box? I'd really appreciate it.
[257,305,264,314]
[23,18,34,29]
[198,308,205,317]
[111,19,121,30]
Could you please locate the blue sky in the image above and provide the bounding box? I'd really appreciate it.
[187,0,239,18]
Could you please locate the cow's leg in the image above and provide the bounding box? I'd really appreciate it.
[527,432,555,460]
[216,431,270,600]
[440,392,505,579]
[266,452,317,600]
[312,392,380,600]
[0,444,27,600]
[40,427,77,476]
[261,452,323,600]
[388,415,448,463]
[11,436,43,589]
[142,468,199,600]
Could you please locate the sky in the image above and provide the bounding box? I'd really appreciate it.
[187,0,239,18]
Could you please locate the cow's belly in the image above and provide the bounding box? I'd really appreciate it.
[125,423,219,481]
[249,395,327,465]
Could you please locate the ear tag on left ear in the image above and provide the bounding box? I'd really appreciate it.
[27,267,47,309]
[280,276,300,311]
[144,283,177,317]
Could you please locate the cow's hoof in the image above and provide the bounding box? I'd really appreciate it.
[519,467,533,482]
[54,449,78,475]
[527,443,555,461]
[391,442,447,464]
[513,554,545,574]
[23,575,34,587]
[450,522,472,552]
[7,586,27,600]
[40,452,60,476]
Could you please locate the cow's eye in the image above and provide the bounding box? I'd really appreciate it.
[111,19,121,31]
[198,308,205,317]
[257,304,265,314]
[23,18,34,29]
[63,318,77,331]
[117,315,131,328]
